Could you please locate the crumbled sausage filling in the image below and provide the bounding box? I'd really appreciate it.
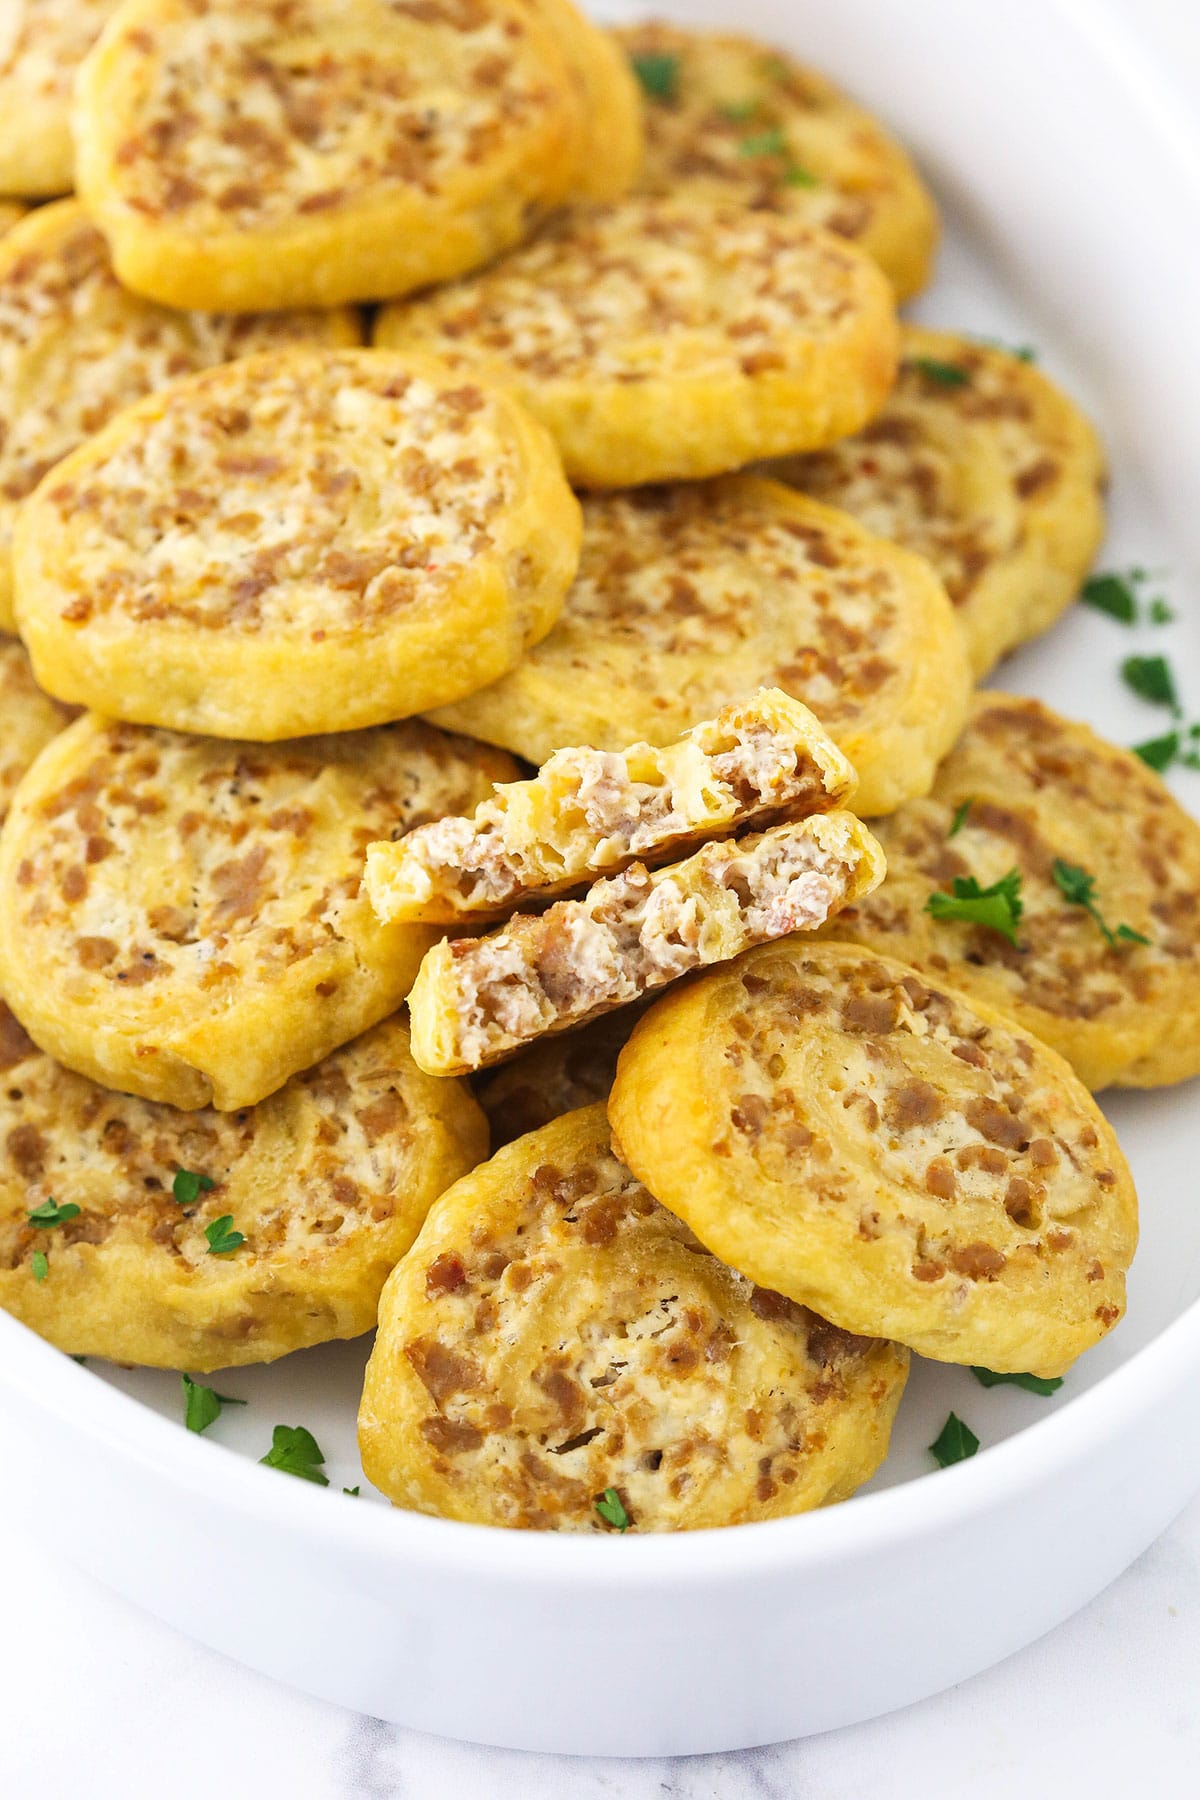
[618,22,916,243]
[36,356,515,635]
[431,480,913,761]
[0,1008,424,1280]
[396,1134,896,1530]
[780,339,1083,606]
[384,709,839,913]
[440,818,863,1061]
[721,951,1131,1318]
[95,0,570,231]
[0,1,117,119]
[841,695,1198,1024]
[0,210,351,567]
[0,640,76,827]
[5,717,499,1000]
[394,197,876,384]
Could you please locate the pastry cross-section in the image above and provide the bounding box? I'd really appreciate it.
[407,810,885,1074]
[366,688,856,924]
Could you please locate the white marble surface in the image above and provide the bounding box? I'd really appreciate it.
[4,2,1200,1795]
[2,1482,1200,1797]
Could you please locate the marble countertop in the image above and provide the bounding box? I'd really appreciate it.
[2,1484,1199,1797]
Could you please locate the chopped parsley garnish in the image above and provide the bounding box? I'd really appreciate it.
[910,356,970,389]
[343,1486,361,1497]
[762,54,793,82]
[1051,859,1149,948]
[181,1373,246,1436]
[30,1251,48,1283]
[948,797,973,838]
[259,1424,329,1486]
[630,51,679,102]
[925,869,1023,945]
[594,1486,631,1532]
[204,1214,245,1256]
[929,1413,980,1468]
[972,1367,1063,1396]
[718,98,759,122]
[173,1168,215,1207]
[1082,566,1175,629]
[28,1197,81,1229]
[1121,653,1179,711]
[1081,572,1138,624]
[720,119,816,187]
[738,126,789,158]
[1134,731,1180,773]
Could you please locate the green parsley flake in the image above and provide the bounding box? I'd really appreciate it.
[925,869,1023,945]
[260,1424,329,1486]
[1081,572,1138,624]
[28,1197,81,1229]
[343,1486,361,1497]
[929,1412,980,1468]
[1121,653,1179,711]
[204,1214,245,1256]
[173,1168,215,1207]
[761,54,793,82]
[181,1373,246,1435]
[1081,566,1177,629]
[724,119,815,185]
[972,1367,1063,1396]
[910,356,970,389]
[738,126,789,158]
[30,1251,48,1283]
[948,797,973,838]
[717,98,759,122]
[1051,860,1149,949]
[630,51,679,102]
[1133,731,1179,773]
[594,1486,631,1532]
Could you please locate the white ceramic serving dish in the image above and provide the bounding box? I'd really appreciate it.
[2,0,1200,1759]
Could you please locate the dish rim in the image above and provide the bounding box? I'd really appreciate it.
[4,1254,1198,1583]
[4,0,1200,1591]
